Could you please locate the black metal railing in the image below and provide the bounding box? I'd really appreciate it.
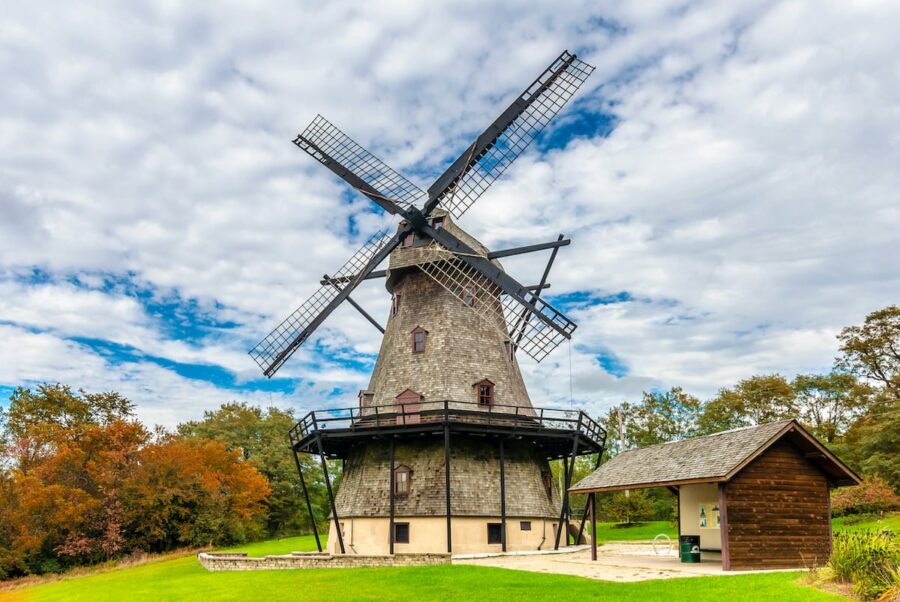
[289,399,606,450]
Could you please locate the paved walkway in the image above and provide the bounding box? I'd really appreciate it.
[454,542,735,582]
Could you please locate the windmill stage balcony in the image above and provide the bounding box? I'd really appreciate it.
[288,399,606,460]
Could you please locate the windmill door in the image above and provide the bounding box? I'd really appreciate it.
[396,390,422,425]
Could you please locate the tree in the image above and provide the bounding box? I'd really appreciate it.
[605,489,655,524]
[833,396,900,492]
[836,305,900,400]
[792,372,872,443]
[177,402,328,537]
[698,374,797,434]
[123,438,270,550]
[629,387,701,448]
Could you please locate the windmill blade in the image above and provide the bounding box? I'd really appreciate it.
[295,115,427,214]
[249,229,402,377]
[413,222,576,362]
[424,50,595,219]
[415,244,574,362]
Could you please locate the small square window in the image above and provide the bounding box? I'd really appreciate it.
[401,232,415,247]
[394,522,410,544]
[487,523,502,544]
[520,521,532,531]
[476,381,494,406]
[431,217,444,230]
[504,341,515,361]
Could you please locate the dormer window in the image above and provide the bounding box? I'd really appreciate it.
[358,390,373,410]
[394,465,412,496]
[395,389,422,425]
[463,282,477,306]
[401,232,415,247]
[391,293,400,316]
[474,379,495,407]
[411,327,427,353]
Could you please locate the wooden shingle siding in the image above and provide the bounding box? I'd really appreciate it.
[335,438,560,518]
[725,439,831,570]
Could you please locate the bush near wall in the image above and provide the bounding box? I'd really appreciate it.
[832,477,900,517]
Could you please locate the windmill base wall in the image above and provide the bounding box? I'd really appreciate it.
[326,516,561,555]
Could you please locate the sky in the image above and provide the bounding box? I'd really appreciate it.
[1,0,899,428]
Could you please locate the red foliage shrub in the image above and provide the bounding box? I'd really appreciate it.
[831,476,900,516]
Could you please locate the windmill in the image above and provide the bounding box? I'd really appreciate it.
[250,50,606,556]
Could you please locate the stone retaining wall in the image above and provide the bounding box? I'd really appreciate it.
[198,551,450,571]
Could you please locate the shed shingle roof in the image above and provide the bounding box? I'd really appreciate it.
[570,420,796,493]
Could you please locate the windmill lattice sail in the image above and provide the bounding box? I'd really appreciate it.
[295,115,427,209]
[432,51,595,219]
[249,229,396,376]
[415,244,576,362]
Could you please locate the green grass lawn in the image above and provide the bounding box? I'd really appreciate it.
[592,520,677,541]
[831,512,899,533]
[0,558,844,602]
[0,531,846,602]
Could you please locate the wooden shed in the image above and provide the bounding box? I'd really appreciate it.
[570,419,861,570]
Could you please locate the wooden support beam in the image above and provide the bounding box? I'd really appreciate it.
[291,448,321,553]
[389,438,395,555]
[499,439,507,553]
[590,493,597,561]
[323,273,385,333]
[316,435,345,554]
[486,238,571,259]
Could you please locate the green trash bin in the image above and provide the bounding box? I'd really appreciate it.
[679,535,701,563]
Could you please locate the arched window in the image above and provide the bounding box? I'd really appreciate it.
[394,465,412,496]
[474,379,495,407]
[411,326,427,353]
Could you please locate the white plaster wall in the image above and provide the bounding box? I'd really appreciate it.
[679,483,722,550]
[326,516,560,555]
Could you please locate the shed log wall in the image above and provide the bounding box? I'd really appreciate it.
[725,439,831,570]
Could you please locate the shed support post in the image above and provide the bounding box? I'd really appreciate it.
[554,436,579,550]
[291,447,321,553]
[718,483,730,571]
[444,417,452,553]
[590,492,597,561]
[389,438,395,555]
[499,439,507,552]
[316,435,345,554]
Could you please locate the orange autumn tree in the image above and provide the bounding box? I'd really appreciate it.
[124,436,270,551]
[0,385,270,578]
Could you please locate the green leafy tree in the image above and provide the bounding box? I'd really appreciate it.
[178,402,328,537]
[836,305,900,400]
[833,397,900,491]
[629,387,701,448]
[605,489,655,524]
[698,374,797,434]
[792,372,873,444]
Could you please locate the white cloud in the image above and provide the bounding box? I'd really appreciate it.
[1,0,899,425]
